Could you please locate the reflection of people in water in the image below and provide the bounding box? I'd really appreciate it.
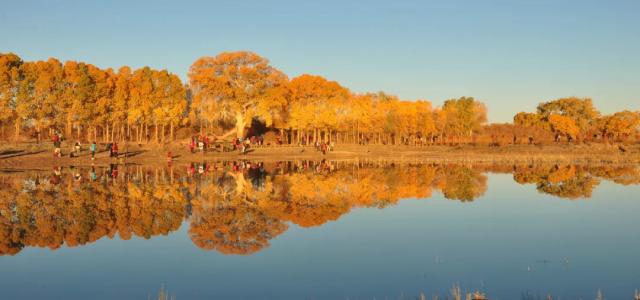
[50,167,62,185]
[188,163,196,177]
[73,169,82,182]
[109,164,118,179]
[89,167,97,181]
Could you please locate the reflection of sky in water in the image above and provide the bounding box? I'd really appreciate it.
[0,164,639,299]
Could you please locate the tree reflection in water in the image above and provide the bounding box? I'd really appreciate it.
[0,161,638,256]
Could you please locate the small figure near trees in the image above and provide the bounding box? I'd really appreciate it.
[111,142,119,158]
[90,141,97,160]
[166,151,173,163]
[198,139,204,152]
[52,132,62,157]
[189,137,196,153]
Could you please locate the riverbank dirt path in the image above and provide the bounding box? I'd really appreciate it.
[1,142,638,171]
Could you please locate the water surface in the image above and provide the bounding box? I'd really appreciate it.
[1,161,639,299]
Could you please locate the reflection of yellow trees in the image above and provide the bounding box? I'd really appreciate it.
[514,164,640,199]
[0,163,491,255]
[0,170,187,256]
[589,165,640,186]
[2,162,637,256]
[538,172,599,200]
[188,173,288,255]
[189,197,288,255]
[436,165,488,202]
[281,173,352,227]
[189,162,487,254]
[126,182,186,239]
[514,165,600,199]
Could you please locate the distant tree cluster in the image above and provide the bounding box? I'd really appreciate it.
[512,97,640,144]
[1,51,638,144]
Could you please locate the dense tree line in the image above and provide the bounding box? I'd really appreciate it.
[1,51,638,145]
[187,52,487,145]
[0,53,186,143]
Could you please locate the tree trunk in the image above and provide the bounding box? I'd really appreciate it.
[66,115,72,139]
[313,128,317,144]
[279,128,284,143]
[35,123,41,144]
[162,123,166,143]
[170,122,174,141]
[235,112,247,139]
[16,118,22,141]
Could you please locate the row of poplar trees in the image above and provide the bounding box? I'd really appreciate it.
[0,53,185,143]
[1,51,638,145]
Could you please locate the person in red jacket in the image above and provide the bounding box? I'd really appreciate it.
[111,142,119,158]
[189,137,196,153]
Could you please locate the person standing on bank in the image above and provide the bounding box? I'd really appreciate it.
[90,141,97,161]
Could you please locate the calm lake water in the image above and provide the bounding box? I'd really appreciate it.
[1,161,639,299]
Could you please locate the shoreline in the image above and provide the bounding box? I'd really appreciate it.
[1,143,639,171]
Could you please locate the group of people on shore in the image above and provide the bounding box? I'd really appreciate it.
[233,135,267,153]
[189,135,210,153]
[48,131,336,163]
[314,141,334,155]
[188,134,266,155]
[233,137,251,154]
[51,132,119,160]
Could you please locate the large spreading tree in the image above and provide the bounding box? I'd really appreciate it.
[188,51,288,138]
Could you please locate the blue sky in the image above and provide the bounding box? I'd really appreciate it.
[1,0,639,122]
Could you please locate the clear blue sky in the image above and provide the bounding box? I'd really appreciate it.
[1,0,639,122]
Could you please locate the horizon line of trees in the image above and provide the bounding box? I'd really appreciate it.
[1,51,639,145]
